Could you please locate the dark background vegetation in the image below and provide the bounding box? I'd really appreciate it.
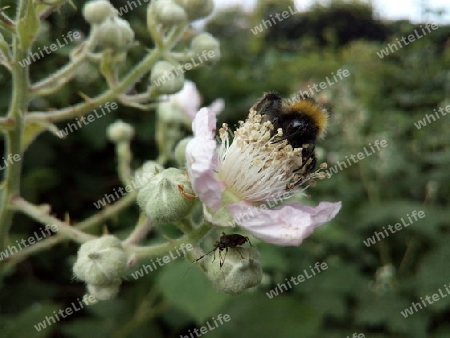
[1,0,450,337]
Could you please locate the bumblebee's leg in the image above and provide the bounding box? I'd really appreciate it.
[288,146,316,188]
[303,148,316,174]
[295,144,315,174]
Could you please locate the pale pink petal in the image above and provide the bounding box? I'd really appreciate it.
[208,98,225,117]
[191,107,216,138]
[227,201,342,246]
[186,108,224,210]
[173,80,201,120]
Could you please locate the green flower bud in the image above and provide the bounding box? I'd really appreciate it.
[206,247,262,295]
[174,136,193,167]
[134,161,164,186]
[150,61,185,95]
[83,0,116,25]
[150,0,187,26]
[73,235,128,285]
[157,101,185,124]
[107,120,134,143]
[191,33,220,63]
[174,0,214,21]
[87,282,121,301]
[136,168,196,224]
[75,62,100,84]
[97,17,134,52]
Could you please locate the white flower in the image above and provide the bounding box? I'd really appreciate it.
[158,80,224,125]
[186,107,341,246]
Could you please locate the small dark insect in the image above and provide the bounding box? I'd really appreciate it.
[194,232,252,267]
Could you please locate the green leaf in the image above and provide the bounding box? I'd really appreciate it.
[17,1,40,51]
[417,237,450,311]
[355,289,429,336]
[23,121,59,151]
[2,302,60,337]
[157,260,230,323]
[221,294,322,338]
[100,50,114,83]
[0,32,9,57]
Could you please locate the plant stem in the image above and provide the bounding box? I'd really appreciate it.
[128,221,211,260]
[77,192,137,230]
[31,25,99,95]
[26,48,163,123]
[0,9,15,34]
[0,35,29,251]
[3,192,137,269]
[116,142,133,186]
[123,213,152,245]
[11,197,96,243]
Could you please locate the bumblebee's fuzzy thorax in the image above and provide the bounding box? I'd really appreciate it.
[251,92,328,147]
[250,91,329,177]
[281,94,328,140]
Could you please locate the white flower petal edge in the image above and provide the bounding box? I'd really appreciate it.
[186,107,224,210]
[227,201,342,246]
[174,80,201,120]
[208,98,225,117]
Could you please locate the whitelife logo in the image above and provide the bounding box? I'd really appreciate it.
[326,140,388,177]
[56,102,118,138]
[363,210,425,247]
[115,0,150,16]
[401,283,450,318]
[296,69,350,98]
[376,23,439,59]
[0,224,58,261]
[19,31,81,67]
[414,103,450,130]
[179,314,231,338]
[229,191,294,227]
[251,5,300,35]
[152,51,216,87]
[266,261,328,299]
[34,294,97,332]
[0,153,21,171]
[93,172,155,209]
[131,244,193,279]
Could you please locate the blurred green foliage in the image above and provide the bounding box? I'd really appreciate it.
[1,0,450,337]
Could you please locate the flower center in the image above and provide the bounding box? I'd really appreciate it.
[216,110,317,203]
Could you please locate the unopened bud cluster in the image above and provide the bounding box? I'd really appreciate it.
[191,33,221,63]
[136,168,196,224]
[205,247,263,295]
[151,61,185,94]
[107,120,135,143]
[83,0,134,52]
[73,235,128,300]
[147,0,220,94]
[150,0,188,26]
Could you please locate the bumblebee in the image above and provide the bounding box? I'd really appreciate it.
[251,92,328,174]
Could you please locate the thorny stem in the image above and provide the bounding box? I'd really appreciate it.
[2,192,137,269]
[30,25,98,95]
[0,9,192,272]
[0,1,29,251]
[123,213,152,246]
[26,48,163,123]
[11,197,96,244]
[0,8,15,34]
[128,221,212,260]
